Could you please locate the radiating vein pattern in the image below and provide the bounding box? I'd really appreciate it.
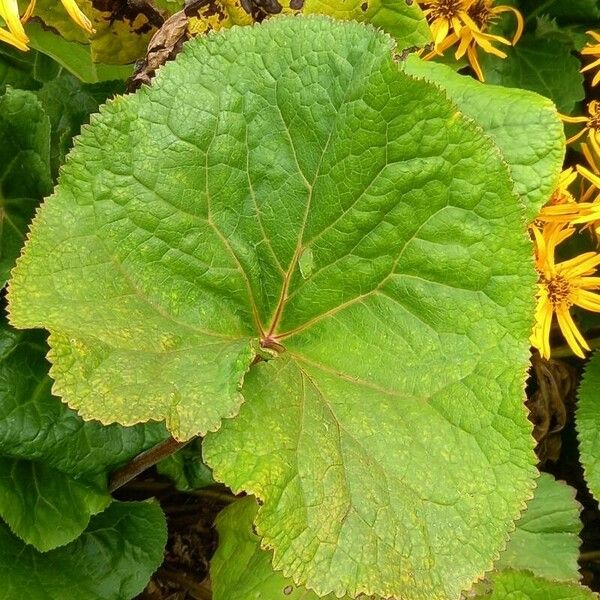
[6,16,552,599]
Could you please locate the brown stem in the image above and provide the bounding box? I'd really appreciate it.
[580,550,600,562]
[109,436,191,493]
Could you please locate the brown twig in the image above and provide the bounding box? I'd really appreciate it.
[580,550,600,562]
[109,436,192,492]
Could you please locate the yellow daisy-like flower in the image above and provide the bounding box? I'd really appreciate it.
[419,0,523,81]
[580,135,600,205]
[561,100,600,145]
[531,222,600,359]
[581,30,600,87]
[537,167,600,225]
[0,0,93,52]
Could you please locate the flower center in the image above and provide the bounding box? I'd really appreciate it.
[544,274,572,307]
[468,0,494,29]
[549,188,575,205]
[427,0,466,21]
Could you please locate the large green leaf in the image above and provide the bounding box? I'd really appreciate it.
[474,571,597,600]
[479,35,585,114]
[0,500,167,600]
[0,88,52,288]
[0,325,168,550]
[577,351,600,503]
[402,56,564,221]
[496,473,581,582]
[212,496,339,599]
[8,16,548,597]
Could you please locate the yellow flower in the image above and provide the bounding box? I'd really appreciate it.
[419,0,523,81]
[530,222,600,359]
[59,0,93,35]
[537,167,600,225]
[580,135,600,205]
[581,30,600,87]
[0,0,93,52]
[0,0,29,50]
[561,100,600,145]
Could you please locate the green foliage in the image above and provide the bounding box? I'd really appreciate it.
[157,439,215,491]
[5,15,567,598]
[0,47,40,93]
[301,0,431,46]
[474,571,597,600]
[496,474,582,582]
[0,324,168,550]
[0,500,167,600]
[518,0,600,23]
[577,352,600,503]
[35,72,125,175]
[402,55,565,220]
[212,496,339,600]
[25,21,133,83]
[0,88,52,287]
[480,34,585,114]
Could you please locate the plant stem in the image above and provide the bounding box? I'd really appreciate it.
[580,550,600,562]
[109,436,191,492]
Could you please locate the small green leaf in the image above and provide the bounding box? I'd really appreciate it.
[576,351,600,503]
[0,88,52,288]
[479,35,585,114]
[0,47,39,93]
[496,473,581,582]
[157,438,215,491]
[25,21,133,83]
[302,0,431,48]
[0,458,109,552]
[402,55,565,220]
[0,501,167,600]
[0,324,168,550]
[212,496,340,600]
[475,571,597,600]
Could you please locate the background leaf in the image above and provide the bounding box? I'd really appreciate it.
[301,0,431,47]
[496,473,582,582]
[25,21,132,83]
[0,88,52,288]
[212,496,340,600]
[0,324,169,550]
[577,351,600,503]
[0,500,167,600]
[402,55,565,220]
[35,73,125,176]
[480,34,585,114]
[518,0,600,23]
[157,438,215,491]
[474,570,597,600]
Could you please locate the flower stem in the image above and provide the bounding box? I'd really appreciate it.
[109,436,192,492]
